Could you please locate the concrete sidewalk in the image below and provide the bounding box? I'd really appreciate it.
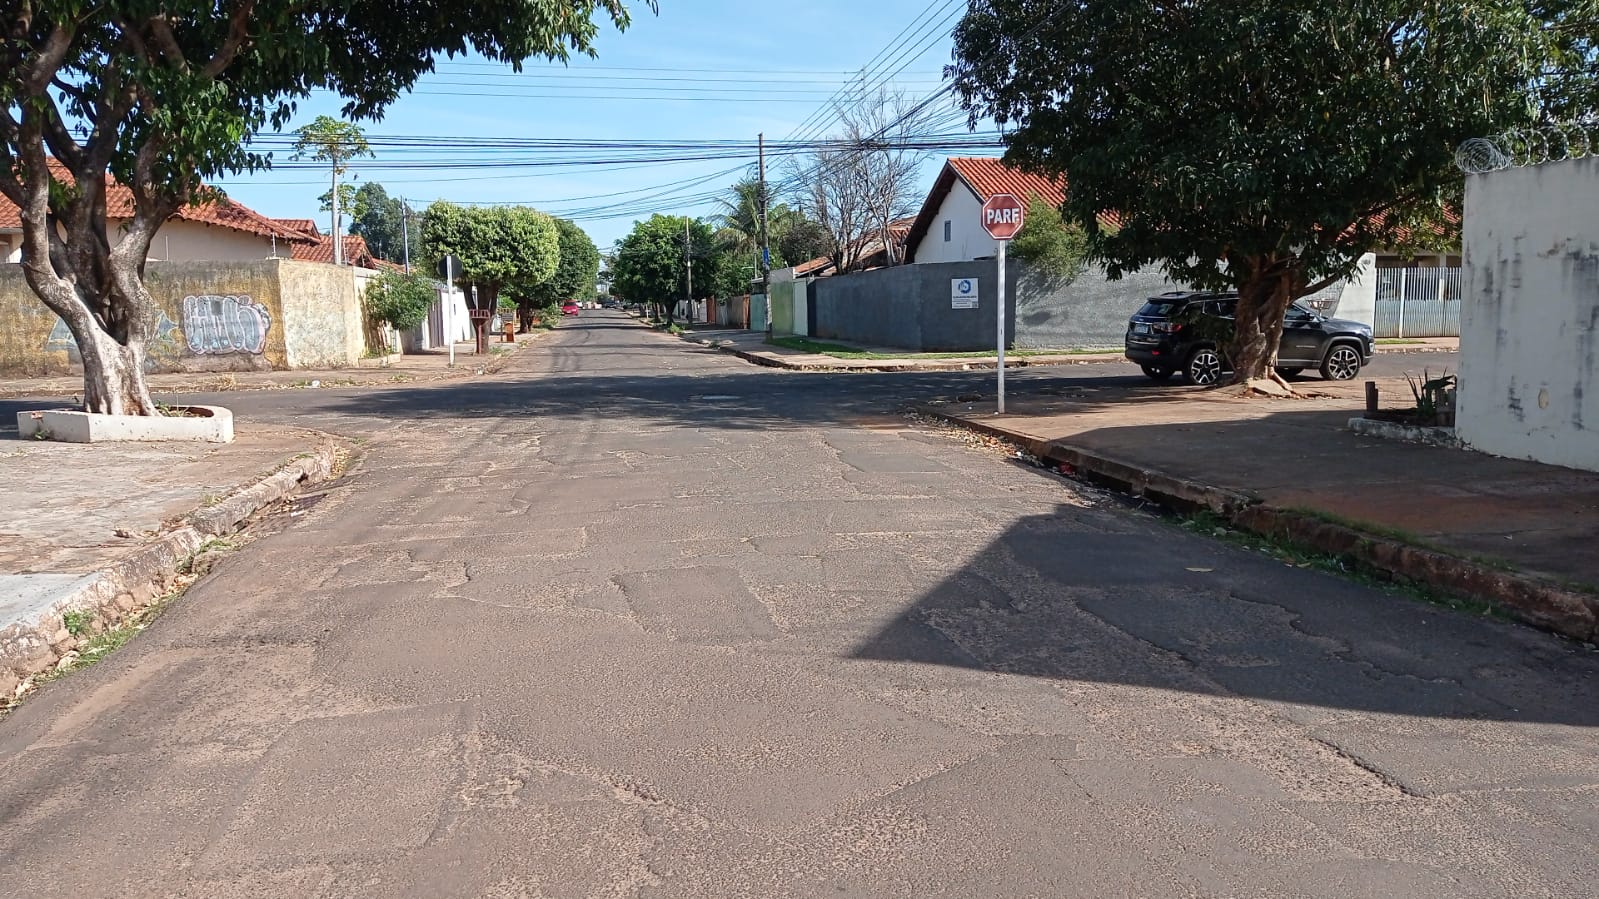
[0,328,550,399]
[677,327,1459,372]
[927,374,1599,641]
[1,426,340,699]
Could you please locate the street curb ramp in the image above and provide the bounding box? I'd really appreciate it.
[1,437,342,697]
[920,408,1599,645]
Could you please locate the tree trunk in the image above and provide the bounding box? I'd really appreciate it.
[70,315,157,415]
[1228,265,1295,385]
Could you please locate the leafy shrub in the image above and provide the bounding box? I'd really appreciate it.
[365,270,436,331]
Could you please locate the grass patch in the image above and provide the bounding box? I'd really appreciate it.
[1377,338,1428,345]
[766,336,1119,360]
[1178,510,1503,618]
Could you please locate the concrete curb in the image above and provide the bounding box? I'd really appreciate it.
[699,339,1124,374]
[918,407,1598,644]
[1,436,342,696]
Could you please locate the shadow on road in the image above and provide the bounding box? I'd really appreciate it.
[849,503,1599,728]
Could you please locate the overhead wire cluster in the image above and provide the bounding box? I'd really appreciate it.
[240,0,1008,224]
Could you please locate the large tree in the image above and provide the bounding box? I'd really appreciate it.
[611,214,720,323]
[520,217,599,328]
[420,201,559,316]
[0,1,642,416]
[949,0,1571,388]
[349,182,414,264]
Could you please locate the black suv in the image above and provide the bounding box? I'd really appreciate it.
[1124,291,1374,384]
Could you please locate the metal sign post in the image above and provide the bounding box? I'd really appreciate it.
[438,254,463,367]
[996,239,1008,413]
[980,193,1025,414]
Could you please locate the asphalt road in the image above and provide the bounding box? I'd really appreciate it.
[2,312,1593,898]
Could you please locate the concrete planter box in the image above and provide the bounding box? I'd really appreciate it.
[16,405,234,444]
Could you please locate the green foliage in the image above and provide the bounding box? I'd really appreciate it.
[949,0,1584,380]
[713,178,834,271]
[612,215,725,320]
[527,218,601,305]
[420,201,560,308]
[777,217,833,266]
[365,269,436,331]
[317,183,361,216]
[1009,195,1088,279]
[348,183,414,262]
[61,610,92,638]
[292,116,372,173]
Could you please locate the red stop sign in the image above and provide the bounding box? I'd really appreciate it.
[981,193,1025,240]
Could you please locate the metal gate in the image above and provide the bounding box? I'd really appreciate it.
[1373,267,1462,337]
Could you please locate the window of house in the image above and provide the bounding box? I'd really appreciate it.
[943,220,951,242]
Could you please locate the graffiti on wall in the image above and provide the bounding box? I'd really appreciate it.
[182,294,271,355]
[43,308,184,370]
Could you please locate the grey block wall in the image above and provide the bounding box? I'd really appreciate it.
[807,257,1182,352]
[1012,263,1186,350]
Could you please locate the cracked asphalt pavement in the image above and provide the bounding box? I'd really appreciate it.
[2,311,1596,897]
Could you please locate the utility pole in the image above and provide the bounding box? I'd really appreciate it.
[400,199,412,274]
[330,164,343,266]
[684,217,693,323]
[758,132,772,336]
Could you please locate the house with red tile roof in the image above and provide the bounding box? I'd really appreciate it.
[903,158,1123,265]
[0,164,312,264]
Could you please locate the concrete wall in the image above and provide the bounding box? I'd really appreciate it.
[1011,262,1186,349]
[278,261,367,368]
[914,183,992,265]
[770,280,810,336]
[811,259,1016,352]
[1458,157,1599,472]
[0,259,365,377]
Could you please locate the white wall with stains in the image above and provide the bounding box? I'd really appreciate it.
[1459,157,1599,472]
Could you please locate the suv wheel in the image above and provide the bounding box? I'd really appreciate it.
[1184,348,1224,385]
[1320,344,1363,381]
[1140,365,1174,382]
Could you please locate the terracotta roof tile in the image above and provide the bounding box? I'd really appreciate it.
[273,218,321,237]
[290,233,377,267]
[0,159,311,242]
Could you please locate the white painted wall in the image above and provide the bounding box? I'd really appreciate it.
[142,220,284,262]
[913,182,995,264]
[1458,156,1599,472]
[4,220,282,264]
[1323,253,1377,326]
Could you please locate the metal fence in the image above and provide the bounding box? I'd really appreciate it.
[1373,267,1463,338]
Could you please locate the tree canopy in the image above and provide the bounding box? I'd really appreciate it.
[349,183,415,262]
[949,0,1579,386]
[0,0,645,415]
[420,201,560,312]
[526,218,601,307]
[612,214,724,322]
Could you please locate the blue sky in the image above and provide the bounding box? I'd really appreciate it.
[215,0,989,252]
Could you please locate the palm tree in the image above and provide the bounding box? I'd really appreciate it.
[710,178,766,259]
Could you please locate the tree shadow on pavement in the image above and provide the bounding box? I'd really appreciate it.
[850,501,1599,728]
